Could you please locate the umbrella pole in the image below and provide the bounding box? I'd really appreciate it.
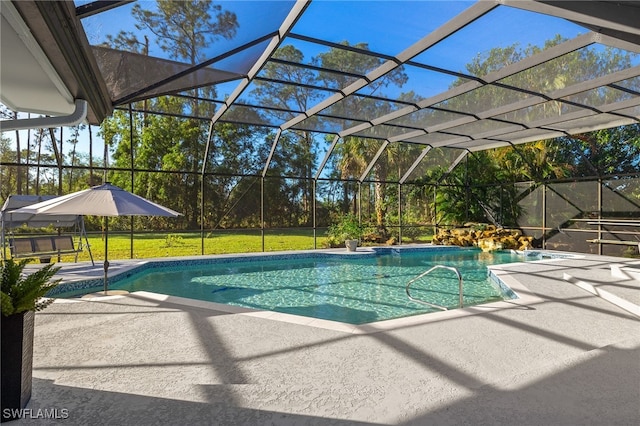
[103,217,109,294]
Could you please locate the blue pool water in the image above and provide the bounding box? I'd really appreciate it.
[67,247,533,324]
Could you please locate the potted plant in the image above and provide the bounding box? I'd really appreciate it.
[1,259,60,422]
[328,214,364,252]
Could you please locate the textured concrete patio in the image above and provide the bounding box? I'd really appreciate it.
[13,252,640,425]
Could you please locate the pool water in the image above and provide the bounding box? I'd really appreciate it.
[105,248,528,324]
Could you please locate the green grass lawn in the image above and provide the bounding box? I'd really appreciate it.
[6,228,433,263]
[44,230,330,263]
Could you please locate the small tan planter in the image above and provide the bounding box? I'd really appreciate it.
[345,239,358,252]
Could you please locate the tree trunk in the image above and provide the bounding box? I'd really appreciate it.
[14,112,22,194]
[375,181,386,227]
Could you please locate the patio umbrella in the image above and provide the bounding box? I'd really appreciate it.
[12,183,181,293]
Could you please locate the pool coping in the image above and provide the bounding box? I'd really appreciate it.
[54,245,581,335]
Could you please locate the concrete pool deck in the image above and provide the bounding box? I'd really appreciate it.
[14,250,640,425]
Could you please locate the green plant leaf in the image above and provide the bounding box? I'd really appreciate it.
[0,259,61,316]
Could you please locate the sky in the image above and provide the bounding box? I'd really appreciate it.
[1,0,601,161]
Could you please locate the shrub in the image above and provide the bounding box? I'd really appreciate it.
[325,214,364,247]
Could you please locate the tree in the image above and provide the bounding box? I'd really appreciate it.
[203,122,270,229]
[316,42,408,226]
[426,35,640,226]
[251,45,323,226]
[101,0,239,229]
[0,136,17,201]
[132,0,237,63]
[556,125,640,177]
[131,0,236,119]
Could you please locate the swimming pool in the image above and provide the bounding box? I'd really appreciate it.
[53,247,537,324]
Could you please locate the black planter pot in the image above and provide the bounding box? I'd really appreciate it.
[1,311,35,422]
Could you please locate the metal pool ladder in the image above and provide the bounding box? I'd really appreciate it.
[405,265,463,311]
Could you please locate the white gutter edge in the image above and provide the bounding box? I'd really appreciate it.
[0,99,88,132]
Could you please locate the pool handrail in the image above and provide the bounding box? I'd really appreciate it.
[405,265,463,310]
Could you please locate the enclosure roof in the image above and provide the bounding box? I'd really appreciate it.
[1,0,639,153]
